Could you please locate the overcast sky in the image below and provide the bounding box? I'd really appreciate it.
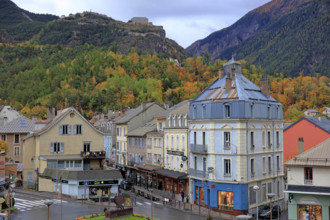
[12,0,270,48]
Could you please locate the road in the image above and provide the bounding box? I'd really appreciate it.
[10,191,221,220]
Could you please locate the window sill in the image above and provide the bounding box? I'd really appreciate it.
[224,174,232,177]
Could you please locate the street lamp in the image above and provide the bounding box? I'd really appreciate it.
[253,185,260,220]
[44,200,53,220]
[267,193,276,220]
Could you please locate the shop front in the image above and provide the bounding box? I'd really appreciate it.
[193,179,248,213]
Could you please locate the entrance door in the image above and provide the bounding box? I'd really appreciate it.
[27,172,33,188]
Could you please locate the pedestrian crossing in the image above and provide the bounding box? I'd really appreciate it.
[14,198,68,212]
[136,201,162,206]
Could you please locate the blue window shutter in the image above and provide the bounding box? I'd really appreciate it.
[59,125,63,135]
[50,143,54,153]
[60,143,64,153]
[73,125,77,135]
[68,125,72,135]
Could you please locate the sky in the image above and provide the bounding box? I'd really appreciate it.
[12,0,271,48]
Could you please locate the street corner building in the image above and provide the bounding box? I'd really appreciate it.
[188,59,285,216]
[22,107,123,199]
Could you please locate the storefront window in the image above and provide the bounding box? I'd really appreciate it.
[218,191,234,210]
[199,187,205,205]
[298,205,322,220]
[195,186,199,204]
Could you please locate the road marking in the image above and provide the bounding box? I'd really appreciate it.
[144,202,151,205]
[136,202,143,205]
[154,202,162,205]
[15,203,34,208]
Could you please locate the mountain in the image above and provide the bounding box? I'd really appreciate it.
[0,0,186,60]
[0,0,58,42]
[186,0,330,77]
[29,12,186,59]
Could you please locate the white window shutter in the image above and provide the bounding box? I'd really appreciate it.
[68,125,72,135]
[73,125,77,135]
[59,125,63,134]
[50,143,54,153]
[60,143,64,153]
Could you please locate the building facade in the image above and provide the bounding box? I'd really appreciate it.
[285,138,330,220]
[188,59,284,215]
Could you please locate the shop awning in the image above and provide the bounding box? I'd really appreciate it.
[155,169,188,180]
[134,164,163,173]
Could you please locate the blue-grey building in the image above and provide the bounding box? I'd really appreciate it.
[188,59,285,216]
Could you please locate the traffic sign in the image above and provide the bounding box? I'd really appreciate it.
[84,181,88,186]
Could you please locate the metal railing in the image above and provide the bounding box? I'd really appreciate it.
[304,179,313,185]
[190,144,207,153]
[189,168,207,178]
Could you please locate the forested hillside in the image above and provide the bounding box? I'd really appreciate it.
[186,0,330,77]
[0,43,329,122]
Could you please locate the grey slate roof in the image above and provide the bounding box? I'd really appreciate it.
[41,168,123,180]
[169,100,191,115]
[114,103,158,124]
[284,117,330,133]
[285,138,330,167]
[193,59,277,103]
[127,120,157,136]
[0,115,35,133]
[155,169,187,179]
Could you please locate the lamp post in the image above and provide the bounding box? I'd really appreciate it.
[267,193,275,220]
[253,185,260,220]
[44,200,53,220]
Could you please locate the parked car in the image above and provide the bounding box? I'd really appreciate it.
[259,205,281,219]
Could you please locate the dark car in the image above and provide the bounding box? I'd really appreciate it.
[259,205,281,219]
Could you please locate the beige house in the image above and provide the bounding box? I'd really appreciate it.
[114,103,165,167]
[0,115,35,163]
[23,107,122,198]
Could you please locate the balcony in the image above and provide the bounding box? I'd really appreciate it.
[224,142,231,150]
[189,168,207,178]
[190,144,207,154]
[81,151,106,159]
[304,179,313,185]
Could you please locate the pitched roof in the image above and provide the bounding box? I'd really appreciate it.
[0,115,35,133]
[168,100,191,115]
[193,59,277,103]
[284,117,330,133]
[114,102,160,124]
[41,168,123,180]
[285,138,330,167]
[24,107,104,140]
[127,120,157,136]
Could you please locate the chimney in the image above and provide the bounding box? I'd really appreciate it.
[260,74,270,98]
[298,137,304,154]
[231,67,236,79]
[219,65,224,79]
[225,74,232,92]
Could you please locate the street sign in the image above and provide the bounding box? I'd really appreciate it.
[181,155,188,161]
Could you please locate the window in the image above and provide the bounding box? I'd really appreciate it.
[116,128,119,136]
[124,127,126,135]
[262,157,266,173]
[0,134,5,141]
[276,131,279,147]
[14,134,19,143]
[147,153,152,163]
[267,182,272,194]
[251,158,255,175]
[267,106,271,119]
[224,159,231,176]
[171,155,174,168]
[166,135,169,148]
[171,135,174,149]
[173,116,176,127]
[224,132,230,149]
[225,105,231,118]
[194,132,197,145]
[176,135,179,149]
[268,156,272,172]
[250,132,254,148]
[194,156,197,170]
[193,106,197,119]
[250,104,254,118]
[83,142,91,152]
[182,135,185,150]
[261,184,266,202]
[178,116,182,127]
[218,191,234,210]
[74,125,82,135]
[147,138,152,148]
[304,167,313,184]
[168,116,171,127]
[14,147,19,156]
[202,105,206,118]
[177,156,179,170]
[60,125,71,135]
[202,132,206,146]
[268,131,271,147]
[277,155,280,171]
[159,122,162,130]
[166,155,169,167]
[262,131,266,147]
[50,142,63,153]
[298,205,322,220]
[203,157,206,174]
[184,115,187,127]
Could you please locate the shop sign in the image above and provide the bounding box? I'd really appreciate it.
[79,180,119,186]
[181,155,188,161]
[167,150,184,156]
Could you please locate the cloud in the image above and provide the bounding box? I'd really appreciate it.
[12,0,270,48]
